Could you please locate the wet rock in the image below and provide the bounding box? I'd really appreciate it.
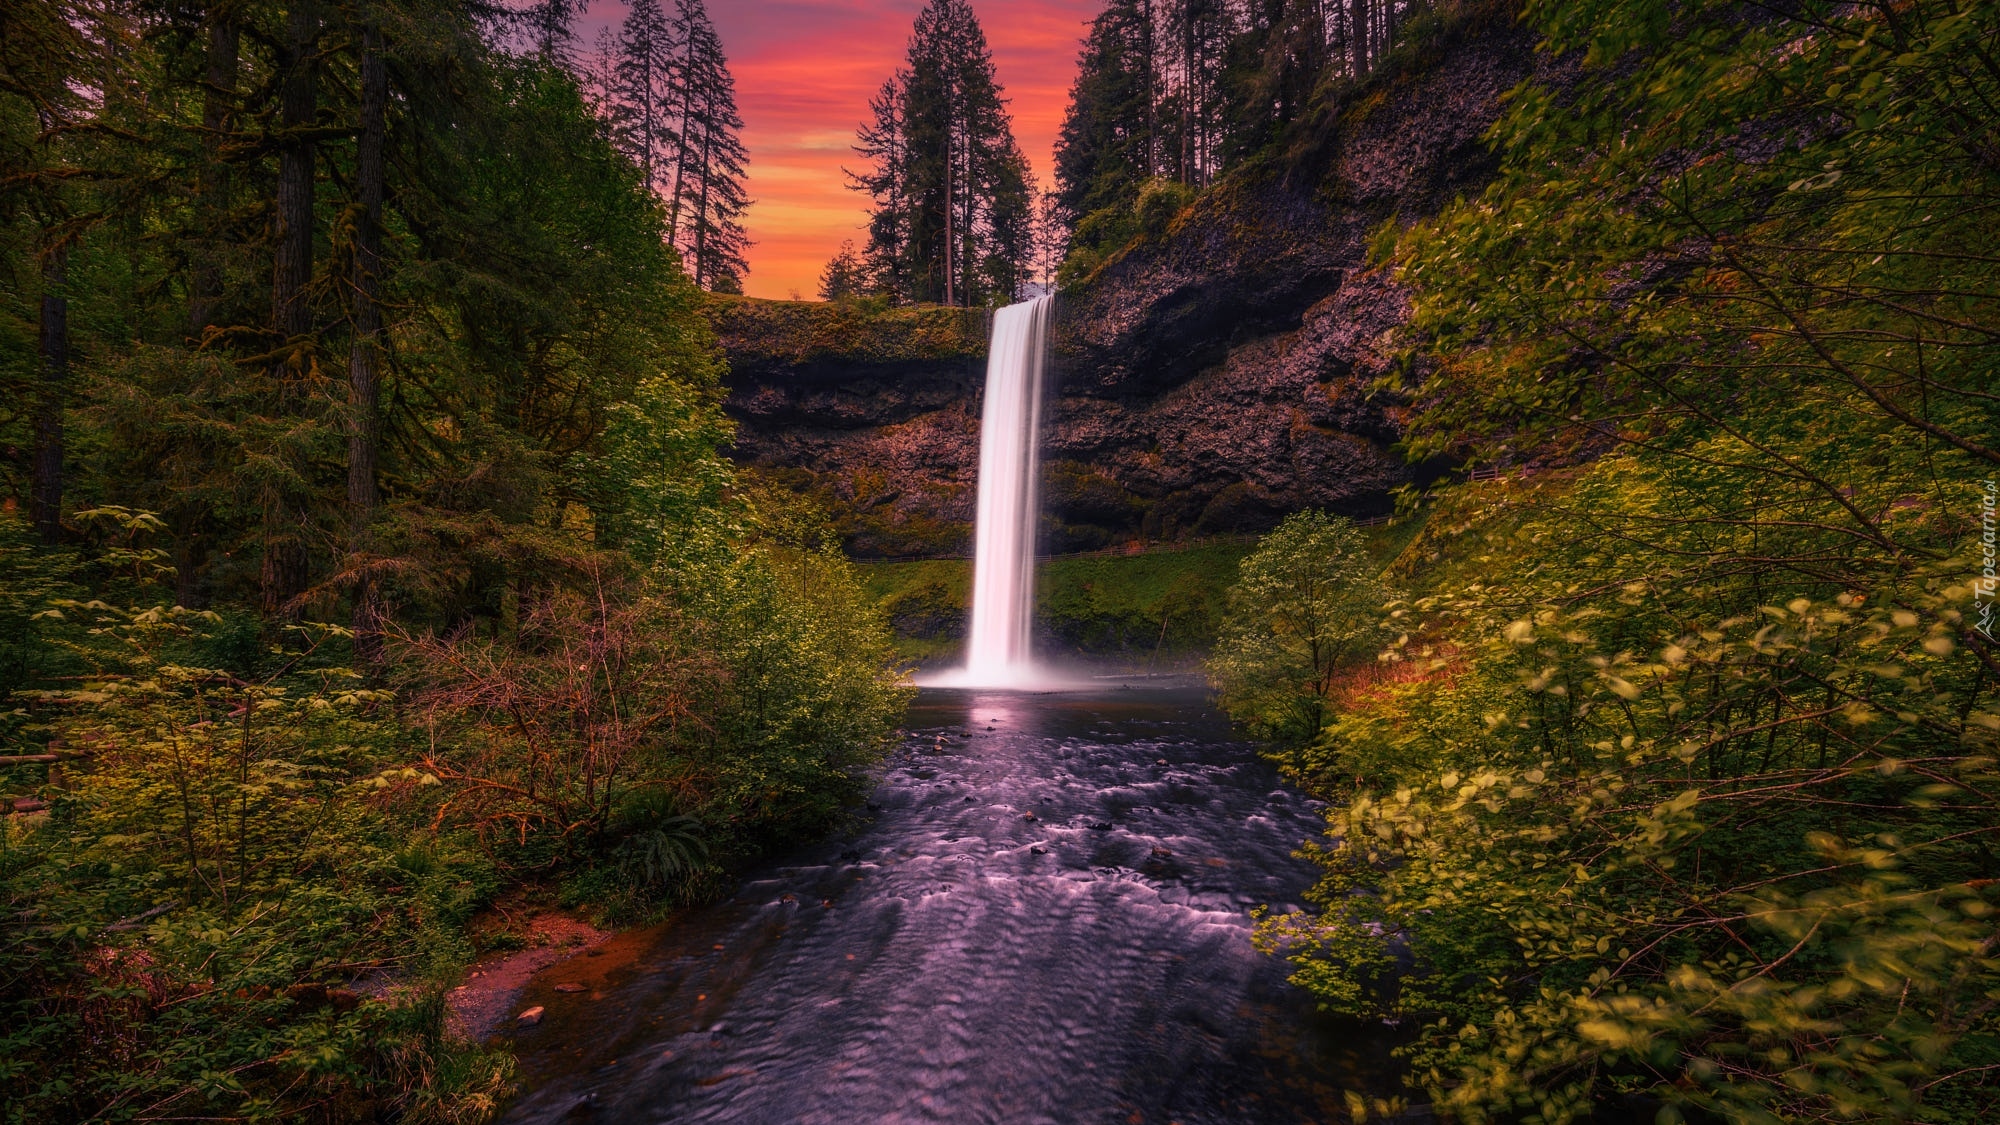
[555,982,586,994]
[517,1006,545,1027]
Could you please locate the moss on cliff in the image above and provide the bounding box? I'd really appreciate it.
[704,295,989,369]
[858,520,1423,667]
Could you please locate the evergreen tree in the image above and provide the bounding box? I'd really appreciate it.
[849,74,911,299]
[1052,0,1420,264]
[610,0,679,198]
[1159,0,1235,184]
[849,0,1034,306]
[665,0,749,292]
[819,239,865,300]
[1054,0,1159,227]
[519,0,585,62]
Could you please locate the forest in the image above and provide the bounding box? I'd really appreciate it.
[1196,0,2000,1120]
[1,0,897,1119]
[5,0,1998,1121]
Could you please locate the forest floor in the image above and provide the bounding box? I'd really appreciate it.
[447,904,616,1040]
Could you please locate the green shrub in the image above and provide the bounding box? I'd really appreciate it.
[1134,178,1194,236]
[1209,512,1395,743]
[0,597,509,1124]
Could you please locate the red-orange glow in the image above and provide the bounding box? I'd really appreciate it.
[581,1,1097,300]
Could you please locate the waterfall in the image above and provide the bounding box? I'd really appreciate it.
[956,294,1053,687]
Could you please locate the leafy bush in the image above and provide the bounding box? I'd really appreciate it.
[0,592,509,1123]
[1210,511,1395,743]
[1134,178,1195,235]
[1258,0,2000,1119]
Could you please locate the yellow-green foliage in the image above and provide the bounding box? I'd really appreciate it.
[1264,467,1998,1123]
[1253,0,2000,1117]
[701,293,988,367]
[1,598,509,1124]
[1209,512,1398,744]
[665,542,913,849]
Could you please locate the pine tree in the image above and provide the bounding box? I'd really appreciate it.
[1050,0,1420,259]
[819,239,865,300]
[520,0,585,63]
[1054,0,1159,227]
[610,0,679,198]
[849,74,911,300]
[668,0,749,292]
[849,0,1034,306]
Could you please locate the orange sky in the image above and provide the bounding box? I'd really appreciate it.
[580,1,1101,300]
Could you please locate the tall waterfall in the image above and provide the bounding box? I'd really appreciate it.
[960,295,1054,686]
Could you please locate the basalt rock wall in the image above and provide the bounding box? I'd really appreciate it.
[715,18,1539,557]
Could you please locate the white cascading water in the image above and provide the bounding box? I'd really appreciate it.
[957,294,1054,687]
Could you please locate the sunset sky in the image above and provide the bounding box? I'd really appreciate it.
[577,0,1102,300]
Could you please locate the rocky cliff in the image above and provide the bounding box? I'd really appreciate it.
[713,16,1538,557]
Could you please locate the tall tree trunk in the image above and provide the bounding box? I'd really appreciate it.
[694,88,714,289]
[666,22,697,251]
[262,0,317,618]
[1181,8,1193,183]
[1140,0,1156,175]
[942,114,955,307]
[189,11,239,337]
[349,19,387,662]
[32,243,69,546]
[1351,0,1369,76]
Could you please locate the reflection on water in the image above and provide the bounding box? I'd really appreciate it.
[495,684,1393,1124]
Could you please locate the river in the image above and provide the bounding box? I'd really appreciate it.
[495,684,1387,1124]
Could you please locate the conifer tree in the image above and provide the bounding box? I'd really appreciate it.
[1054,0,1160,227]
[850,74,911,300]
[583,0,750,291]
[261,0,323,615]
[819,239,865,301]
[667,0,749,292]
[610,0,679,197]
[849,0,1034,306]
[520,0,585,62]
[1051,0,1420,256]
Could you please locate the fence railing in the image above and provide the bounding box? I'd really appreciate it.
[1467,465,1536,482]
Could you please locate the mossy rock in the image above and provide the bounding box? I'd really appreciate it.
[704,295,989,371]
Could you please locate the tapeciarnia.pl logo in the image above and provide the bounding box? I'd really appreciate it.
[1979,479,1997,641]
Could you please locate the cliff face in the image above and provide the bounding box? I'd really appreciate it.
[711,299,990,556]
[715,20,1537,557]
